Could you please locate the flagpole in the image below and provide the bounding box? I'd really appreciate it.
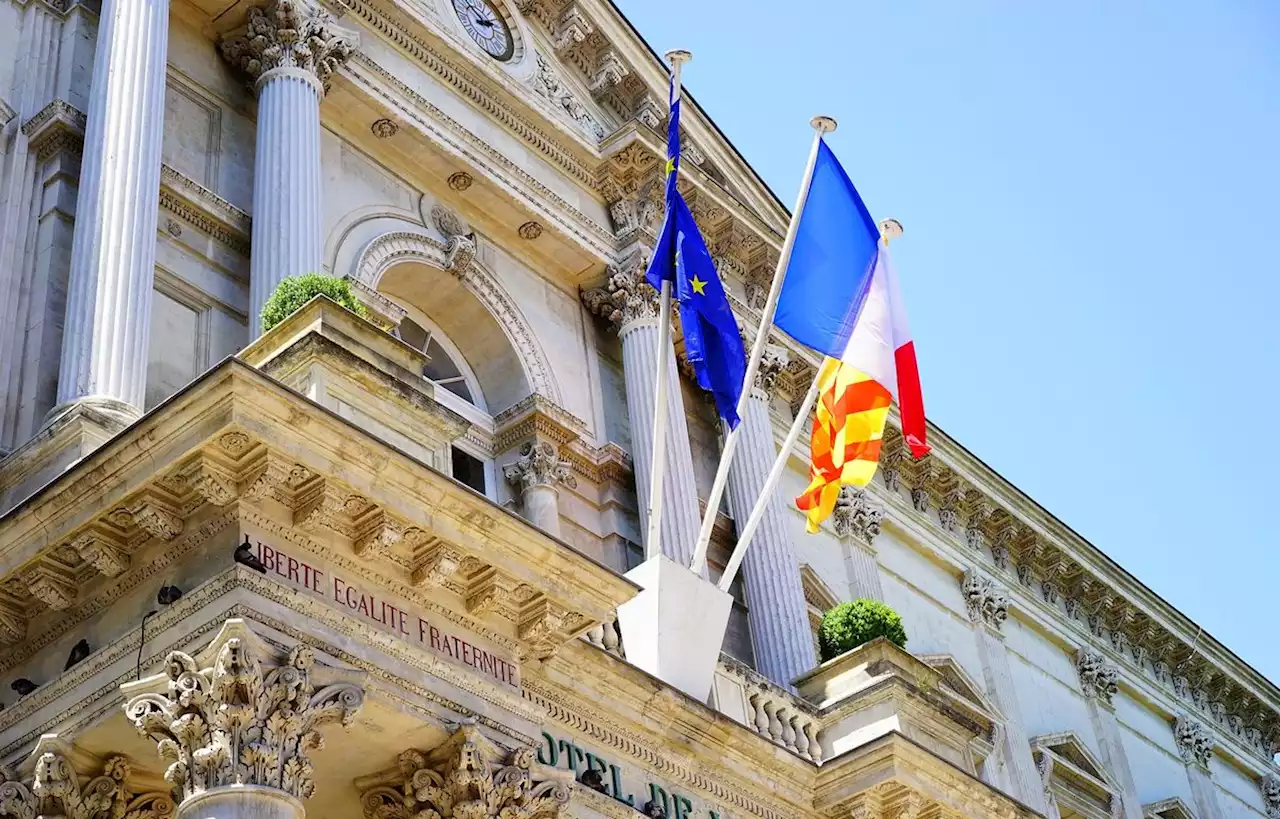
[718,226,900,592]
[688,115,837,576]
[642,48,691,560]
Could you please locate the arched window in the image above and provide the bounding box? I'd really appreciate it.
[396,313,487,412]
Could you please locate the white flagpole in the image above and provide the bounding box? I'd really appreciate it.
[688,115,838,576]
[718,226,900,593]
[642,49,691,559]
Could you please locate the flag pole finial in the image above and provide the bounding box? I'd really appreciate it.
[879,218,904,243]
[811,116,838,133]
[665,49,693,67]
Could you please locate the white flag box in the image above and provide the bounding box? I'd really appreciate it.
[616,554,734,702]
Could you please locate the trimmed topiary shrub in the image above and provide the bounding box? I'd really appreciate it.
[260,273,368,332]
[818,599,907,661]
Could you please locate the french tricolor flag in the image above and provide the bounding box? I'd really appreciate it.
[772,140,929,531]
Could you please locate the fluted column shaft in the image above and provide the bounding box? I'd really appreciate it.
[842,538,883,600]
[249,68,324,332]
[54,0,169,418]
[726,389,816,688]
[973,624,1046,811]
[1087,701,1143,819]
[619,317,701,566]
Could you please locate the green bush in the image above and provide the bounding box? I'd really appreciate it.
[818,599,907,661]
[260,274,368,332]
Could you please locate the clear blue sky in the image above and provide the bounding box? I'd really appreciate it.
[613,0,1280,682]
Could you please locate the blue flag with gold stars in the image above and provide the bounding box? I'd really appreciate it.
[644,78,746,429]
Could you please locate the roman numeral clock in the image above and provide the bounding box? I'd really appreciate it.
[452,0,516,61]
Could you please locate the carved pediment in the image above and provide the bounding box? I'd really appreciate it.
[799,565,839,613]
[917,655,1002,720]
[1143,796,1197,819]
[1031,732,1119,819]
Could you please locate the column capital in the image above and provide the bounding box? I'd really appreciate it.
[0,738,176,819]
[749,346,787,402]
[1074,648,1119,706]
[961,569,1009,631]
[502,441,576,491]
[359,726,573,819]
[122,619,365,802]
[1260,774,1280,818]
[219,0,358,95]
[832,486,882,546]
[582,260,660,334]
[1172,714,1214,769]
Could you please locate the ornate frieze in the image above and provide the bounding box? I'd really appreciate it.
[750,348,786,400]
[1172,715,1214,768]
[1075,649,1119,706]
[359,725,573,819]
[831,487,882,545]
[123,620,366,801]
[219,0,358,91]
[503,442,575,491]
[961,570,1009,631]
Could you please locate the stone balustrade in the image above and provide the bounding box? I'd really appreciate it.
[711,654,823,762]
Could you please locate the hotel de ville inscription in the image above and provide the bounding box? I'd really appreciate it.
[241,531,520,689]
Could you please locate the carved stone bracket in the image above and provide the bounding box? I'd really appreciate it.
[358,725,572,819]
[1172,715,1214,769]
[831,487,882,545]
[122,619,366,802]
[1075,649,1119,706]
[961,570,1009,631]
[219,0,358,93]
[503,442,576,492]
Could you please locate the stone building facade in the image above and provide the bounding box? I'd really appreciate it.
[0,2,1277,819]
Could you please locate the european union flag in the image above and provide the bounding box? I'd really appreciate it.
[644,79,746,429]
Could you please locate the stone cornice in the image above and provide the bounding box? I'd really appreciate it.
[492,393,589,454]
[0,96,16,128]
[20,99,86,162]
[158,163,251,254]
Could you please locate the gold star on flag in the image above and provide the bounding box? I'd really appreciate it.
[690,276,707,295]
[665,157,676,176]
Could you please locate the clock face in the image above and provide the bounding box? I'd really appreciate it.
[453,0,515,62]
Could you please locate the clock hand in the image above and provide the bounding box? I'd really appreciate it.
[474,16,493,28]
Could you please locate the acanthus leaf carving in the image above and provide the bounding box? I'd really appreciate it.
[0,750,131,819]
[359,725,572,819]
[503,442,575,492]
[961,570,1009,631]
[1075,649,1120,705]
[1172,714,1214,768]
[831,487,882,545]
[582,263,659,332]
[1260,774,1280,819]
[219,0,358,92]
[123,620,365,801]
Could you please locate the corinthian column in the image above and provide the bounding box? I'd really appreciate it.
[584,263,701,566]
[122,619,365,819]
[52,0,171,422]
[503,440,575,538]
[724,350,815,688]
[220,0,356,335]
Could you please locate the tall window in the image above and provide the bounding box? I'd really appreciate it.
[397,315,485,410]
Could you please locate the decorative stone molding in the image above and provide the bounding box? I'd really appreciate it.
[503,442,575,491]
[358,725,573,819]
[123,619,365,801]
[353,230,561,402]
[371,118,398,138]
[159,165,252,255]
[1172,715,1214,768]
[961,571,1009,631]
[0,746,132,819]
[447,172,473,191]
[582,263,659,332]
[518,221,544,240]
[219,0,358,92]
[20,99,86,162]
[1260,774,1280,819]
[531,52,605,140]
[0,96,14,128]
[831,487,882,545]
[1075,649,1119,705]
